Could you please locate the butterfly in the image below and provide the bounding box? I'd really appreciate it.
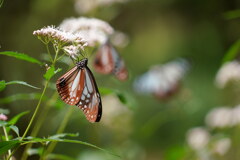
[134,58,189,100]
[93,42,128,81]
[56,58,102,123]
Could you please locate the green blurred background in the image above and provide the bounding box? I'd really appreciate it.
[1,0,240,159]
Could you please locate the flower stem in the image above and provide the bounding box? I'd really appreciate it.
[45,43,53,63]
[3,126,12,160]
[21,80,50,141]
[21,92,59,160]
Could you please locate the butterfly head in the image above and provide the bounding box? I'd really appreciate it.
[76,58,88,68]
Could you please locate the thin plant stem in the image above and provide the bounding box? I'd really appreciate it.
[21,92,59,160]
[43,108,73,158]
[21,80,50,141]
[45,43,53,63]
[6,146,19,160]
[3,126,12,160]
[52,45,61,65]
[21,43,62,160]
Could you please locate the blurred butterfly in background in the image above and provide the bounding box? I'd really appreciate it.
[134,58,190,100]
[56,58,102,123]
[93,41,128,81]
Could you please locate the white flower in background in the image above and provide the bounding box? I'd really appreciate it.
[74,0,129,14]
[111,31,129,48]
[231,105,240,125]
[215,61,240,88]
[59,17,114,35]
[33,26,87,47]
[212,138,231,155]
[0,113,8,121]
[186,127,210,150]
[59,17,114,46]
[205,107,233,128]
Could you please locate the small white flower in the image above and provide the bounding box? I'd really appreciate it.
[212,138,231,155]
[63,45,82,60]
[205,107,233,128]
[215,61,240,88]
[0,113,8,121]
[186,127,210,150]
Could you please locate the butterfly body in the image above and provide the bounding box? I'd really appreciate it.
[56,58,102,123]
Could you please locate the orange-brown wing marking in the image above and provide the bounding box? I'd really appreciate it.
[56,66,85,105]
[77,67,102,123]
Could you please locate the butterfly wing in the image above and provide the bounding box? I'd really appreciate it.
[76,67,102,122]
[94,43,114,74]
[56,66,85,105]
[94,42,128,81]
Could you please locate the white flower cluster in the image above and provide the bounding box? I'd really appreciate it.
[59,17,114,46]
[215,61,240,88]
[33,26,88,59]
[205,105,240,128]
[74,0,129,14]
[33,26,87,46]
[186,127,231,155]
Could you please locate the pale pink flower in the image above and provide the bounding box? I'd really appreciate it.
[0,113,8,121]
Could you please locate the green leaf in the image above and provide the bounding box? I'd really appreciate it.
[48,133,79,140]
[165,146,187,160]
[27,147,44,156]
[222,40,240,63]
[8,111,29,126]
[44,66,61,80]
[9,125,20,137]
[99,87,115,95]
[115,92,127,105]
[44,66,55,80]
[54,68,62,74]
[223,9,240,20]
[5,81,40,89]
[0,51,43,65]
[47,153,76,160]
[0,80,6,92]
[0,140,20,155]
[0,121,8,127]
[23,138,120,158]
[0,93,42,104]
